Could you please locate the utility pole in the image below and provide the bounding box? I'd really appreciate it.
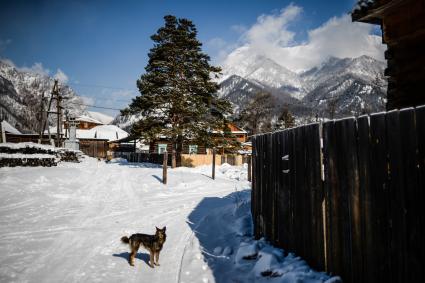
[54,81,62,147]
[38,91,45,143]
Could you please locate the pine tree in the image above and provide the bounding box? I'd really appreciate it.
[122,15,231,163]
[274,107,295,130]
[236,92,275,135]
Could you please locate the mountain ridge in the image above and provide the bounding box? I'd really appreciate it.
[219,54,387,120]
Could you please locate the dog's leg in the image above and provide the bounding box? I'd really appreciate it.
[154,252,160,266]
[149,250,155,268]
[129,241,139,266]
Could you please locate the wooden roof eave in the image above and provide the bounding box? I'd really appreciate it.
[352,0,404,25]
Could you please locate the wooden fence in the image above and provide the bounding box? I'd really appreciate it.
[79,139,108,158]
[251,106,425,283]
[112,151,181,167]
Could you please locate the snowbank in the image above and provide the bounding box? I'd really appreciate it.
[180,189,341,283]
[176,162,248,181]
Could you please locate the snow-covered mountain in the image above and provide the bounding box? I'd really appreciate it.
[220,48,306,99]
[0,59,87,133]
[301,56,387,117]
[219,54,386,119]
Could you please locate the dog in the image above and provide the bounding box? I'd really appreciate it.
[121,226,166,268]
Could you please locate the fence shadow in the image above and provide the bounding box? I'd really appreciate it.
[108,159,161,169]
[151,174,162,183]
[182,190,251,283]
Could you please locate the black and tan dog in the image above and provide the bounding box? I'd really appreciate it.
[121,227,166,267]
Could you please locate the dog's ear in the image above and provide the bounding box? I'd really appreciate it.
[156,226,159,231]
[163,226,166,231]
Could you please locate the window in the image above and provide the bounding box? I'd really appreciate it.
[158,144,167,154]
[188,144,198,154]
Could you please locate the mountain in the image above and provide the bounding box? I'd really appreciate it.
[219,54,386,120]
[220,49,306,99]
[0,60,87,133]
[301,56,386,117]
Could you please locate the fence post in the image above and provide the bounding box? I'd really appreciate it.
[171,149,176,168]
[0,121,6,143]
[212,148,216,180]
[163,151,168,184]
[248,154,252,182]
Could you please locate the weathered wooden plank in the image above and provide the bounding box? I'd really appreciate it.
[271,132,278,244]
[280,130,292,248]
[265,133,273,240]
[335,118,357,283]
[357,115,376,283]
[306,123,325,270]
[322,120,342,275]
[414,105,425,281]
[386,110,407,283]
[274,131,283,246]
[288,128,296,250]
[399,108,421,282]
[251,136,257,237]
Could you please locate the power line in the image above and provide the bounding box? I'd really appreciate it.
[68,82,137,92]
[67,101,123,111]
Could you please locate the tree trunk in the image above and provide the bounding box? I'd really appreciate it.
[171,148,176,168]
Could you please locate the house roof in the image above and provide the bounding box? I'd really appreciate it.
[352,0,403,24]
[80,125,129,141]
[1,120,21,135]
[75,115,104,125]
[48,125,129,142]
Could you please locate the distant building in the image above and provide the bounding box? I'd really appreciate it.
[352,0,425,109]
[51,115,130,158]
[64,115,103,130]
[149,122,248,155]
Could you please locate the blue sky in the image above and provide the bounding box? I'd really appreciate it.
[0,0,380,116]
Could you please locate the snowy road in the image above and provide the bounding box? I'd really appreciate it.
[0,158,244,283]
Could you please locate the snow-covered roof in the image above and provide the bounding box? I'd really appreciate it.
[352,0,380,23]
[1,120,21,134]
[353,0,376,12]
[87,111,114,125]
[47,125,129,142]
[75,115,103,125]
[79,125,129,142]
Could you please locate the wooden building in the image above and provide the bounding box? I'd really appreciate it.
[149,123,247,155]
[352,0,425,109]
[64,115,103,130]
[79,138,109,158]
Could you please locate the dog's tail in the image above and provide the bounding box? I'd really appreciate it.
[121,236,130,244]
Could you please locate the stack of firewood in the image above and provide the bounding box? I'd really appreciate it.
[0,143,84,167]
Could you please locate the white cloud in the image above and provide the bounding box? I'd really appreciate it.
[54,69,69,83]
[81,96,95,106]
[1,58,71,84]
[19,62,50,76]
[220,4,386,72]
[230,24,247,34]
[111,89,134,98]
[0,39,12,53]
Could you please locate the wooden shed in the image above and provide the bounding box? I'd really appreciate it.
[352,0,425,109]
[79,138,109,158]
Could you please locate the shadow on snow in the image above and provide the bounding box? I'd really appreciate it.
[182,189,252,282]
[112,251,151,267]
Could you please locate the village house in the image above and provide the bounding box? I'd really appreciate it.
[352,0,425,109]
[55,115,129,158]
[149,122,248,155]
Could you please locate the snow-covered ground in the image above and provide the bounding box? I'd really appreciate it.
[0,158,338,283]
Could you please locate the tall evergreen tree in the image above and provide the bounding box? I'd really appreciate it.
[122,15,231,160]
[274,107,295,130]
[236,92,275,135]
